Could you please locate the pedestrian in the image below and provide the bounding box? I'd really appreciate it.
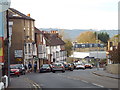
[24,64,27,72]
[28,62,32,73]
[34,61,37,73]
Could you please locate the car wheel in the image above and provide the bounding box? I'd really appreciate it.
[52,71,55,73]
[62,70,65,73]
[24,72,25,75]
[17,75,20,77]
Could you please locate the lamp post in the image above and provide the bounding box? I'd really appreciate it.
[0,0,11,85]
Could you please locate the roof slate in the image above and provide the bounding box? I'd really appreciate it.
[35,27,43,34]
[44,33,65,46]
[8,8,35,21]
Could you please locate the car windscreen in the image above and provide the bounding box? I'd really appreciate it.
[42,64,49,67]
[16,64,23,67]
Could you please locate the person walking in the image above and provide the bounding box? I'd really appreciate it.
[24,64,27,73]
[34,61,37,73]
[28,62,32,73]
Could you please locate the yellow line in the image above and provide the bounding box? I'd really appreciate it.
[24,78,42,89]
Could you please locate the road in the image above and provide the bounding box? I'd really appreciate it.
[9,68,119,89]
[25,68,118,89]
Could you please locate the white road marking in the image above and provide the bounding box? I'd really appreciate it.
[81,80,89,83]
[92,83,104,88]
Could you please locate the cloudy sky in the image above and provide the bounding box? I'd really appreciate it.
[11,0,119,30]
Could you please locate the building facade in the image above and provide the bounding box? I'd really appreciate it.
[8,8,37,64]
[35,30,67,67]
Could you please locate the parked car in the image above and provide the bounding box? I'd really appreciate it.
[64,63,74,71]
[15,64,26,75]
[10,64,20,77]
[75,63,85,70]
[39,64,52,73]
[85,63,93,69]
[73,63,78,69]
[52,63,65,73]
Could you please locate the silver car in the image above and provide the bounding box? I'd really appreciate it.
[52,63,65,73]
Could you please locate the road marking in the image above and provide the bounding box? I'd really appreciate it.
[24,78,41,89]
[92,83,104,88]
[32,84,36,88]
[81,80,88,83]
[34,82,41,88]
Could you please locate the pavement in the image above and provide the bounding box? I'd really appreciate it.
[92,68,120,79]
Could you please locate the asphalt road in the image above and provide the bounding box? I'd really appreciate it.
[25,68,118,89]
[9,68,118,90]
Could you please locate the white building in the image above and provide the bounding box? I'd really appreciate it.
[71,51,106,59]
[35,29,67,66]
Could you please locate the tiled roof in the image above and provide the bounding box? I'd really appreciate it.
[35,27,43,34]
[8,8,35,21]
[44,33,65,46]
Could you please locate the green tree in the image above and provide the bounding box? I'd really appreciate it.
[97,32,110,44]
[64,39,73,57]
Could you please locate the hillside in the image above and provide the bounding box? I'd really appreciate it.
[39,28,118,41]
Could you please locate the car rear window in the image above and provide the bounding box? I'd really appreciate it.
[10,65,18,69]
[53,64,62,67]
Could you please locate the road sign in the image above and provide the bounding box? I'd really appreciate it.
[16,58,22,61]
[0,0,11,12]
[14,50,23,58]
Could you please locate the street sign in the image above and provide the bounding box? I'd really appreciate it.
[16,58,22,61]
[14,50,23,58]
[0,0,11,12]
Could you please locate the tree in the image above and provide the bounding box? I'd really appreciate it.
[64,39,73,57]
[76,31,96,43]
[109,34,120,46]
[59,29,73,57]
[109,42,120,64]
[97,32,110,44]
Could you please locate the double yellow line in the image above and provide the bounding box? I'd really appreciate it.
[24,78,42,90]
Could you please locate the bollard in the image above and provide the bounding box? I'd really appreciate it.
[0,82,4,90]
[1,75,8,88]
[4,75,8,88]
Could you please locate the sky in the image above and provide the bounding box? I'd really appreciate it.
[11,0,119,30]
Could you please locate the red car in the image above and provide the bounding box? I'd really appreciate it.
[10,64,20,77]
[85,63,93,69]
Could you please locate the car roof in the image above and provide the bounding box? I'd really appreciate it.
[53,63,63,64]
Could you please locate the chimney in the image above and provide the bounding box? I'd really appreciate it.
[27,14,30,17]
